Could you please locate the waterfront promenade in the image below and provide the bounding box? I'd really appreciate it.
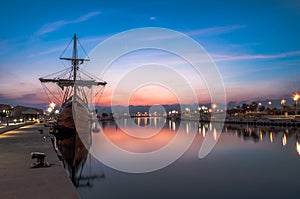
[0,123,80,199]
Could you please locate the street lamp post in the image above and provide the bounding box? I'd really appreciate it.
[293,93,299,115]
[257,102,262,113]
[281,99,286,116]
[5,110,9,126]
[268,101,272,115]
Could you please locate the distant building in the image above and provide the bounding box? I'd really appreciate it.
[11,106,43,121]
[0,104,43,122]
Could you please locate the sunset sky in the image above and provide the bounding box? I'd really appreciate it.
[0,0,300,109]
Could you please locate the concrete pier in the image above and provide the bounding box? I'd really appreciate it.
[0,123,80,199]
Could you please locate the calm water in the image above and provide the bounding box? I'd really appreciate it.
[76,118,300,199]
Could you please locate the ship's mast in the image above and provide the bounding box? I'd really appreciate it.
[72,34,78,81]
[72,34,78,100]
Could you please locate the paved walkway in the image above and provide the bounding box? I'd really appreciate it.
[0,122,34,134]
[0,123,80,199]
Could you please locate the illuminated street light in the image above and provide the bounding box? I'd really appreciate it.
[212,104,217,109]
[49,102,56,109]
[4,109,10,126]
[268,101,272,112]
[280,99,286,115]
[294,93,300,101]
[293,93,299,115]
[257,102,262,112]
[47,107,53,113]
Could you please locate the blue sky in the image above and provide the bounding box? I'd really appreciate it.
[0,0,300,108]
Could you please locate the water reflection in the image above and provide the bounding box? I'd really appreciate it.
[282,133,287,146]
[77,118,300,199]
[214,125,300,158]
[221,123,300,154]
[213,128,218,141]
[260,130,263,141]
[202,125,206,137]
[270,132,274,143]
[96,118,300,156]
[133,117,152,126]
[54,129,105,187]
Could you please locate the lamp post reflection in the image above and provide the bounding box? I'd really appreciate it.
[296,142,300,156]
[172,121,176,131]
[202,126,206,137]
[213,128,218,141]
[185,122,190,134]
[282,133,287,146]
[260,130,263,141]
[269,132,274,143]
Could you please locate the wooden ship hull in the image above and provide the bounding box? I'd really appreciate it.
[56,97,92,146]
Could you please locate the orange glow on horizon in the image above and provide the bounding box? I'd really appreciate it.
[102,127,176,153]
[129,85,180,106]
[94,83,212,106]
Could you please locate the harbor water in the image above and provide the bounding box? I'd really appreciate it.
[76,117,300,199]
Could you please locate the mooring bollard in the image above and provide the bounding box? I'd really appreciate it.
[30,152,50,168]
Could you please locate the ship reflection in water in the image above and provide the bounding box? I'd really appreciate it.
[74,118,300,199]
[55,129,104,188]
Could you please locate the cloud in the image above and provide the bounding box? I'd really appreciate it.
[0,92,46,106]
[185,25,246,36]
[30,45,66,57]
[139,25,246,41]
[212,50,300,62]
[35,11,101,36]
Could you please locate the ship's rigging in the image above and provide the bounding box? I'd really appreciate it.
[39,34,107,108]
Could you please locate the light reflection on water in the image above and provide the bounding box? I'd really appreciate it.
[78,117,300,199]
